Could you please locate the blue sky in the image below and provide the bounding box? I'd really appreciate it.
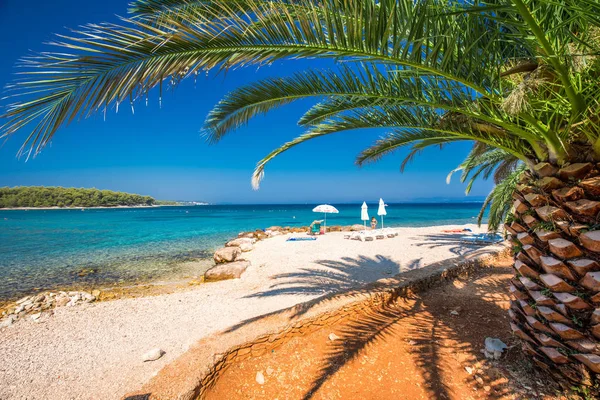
[0,0,493,204]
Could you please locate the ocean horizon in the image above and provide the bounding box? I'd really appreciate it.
[0,202,487,301]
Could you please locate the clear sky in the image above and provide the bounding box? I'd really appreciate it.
[0,0,493,204]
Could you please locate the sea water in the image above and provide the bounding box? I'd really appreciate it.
[0,203,485,301]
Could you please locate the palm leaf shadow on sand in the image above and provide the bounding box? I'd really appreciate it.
[224,255,405,334]
[412,233,496,257]
[301,266,535,400]
[224,244,496,335]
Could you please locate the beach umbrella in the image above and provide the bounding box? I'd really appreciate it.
[377,198,387,229]
[361,202,369,228]
[312,204,339,232]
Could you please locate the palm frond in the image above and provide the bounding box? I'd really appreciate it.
[1,0,524,156]
[478,164,526,231]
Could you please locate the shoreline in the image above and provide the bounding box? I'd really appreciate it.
[0,204,183,211]
[0,222,486,306]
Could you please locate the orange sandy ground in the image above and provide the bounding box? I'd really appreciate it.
[206,258,562,400]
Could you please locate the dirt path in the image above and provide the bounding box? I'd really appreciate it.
[206,259,561,400]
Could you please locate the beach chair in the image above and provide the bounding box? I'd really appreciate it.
[309,220,323,235]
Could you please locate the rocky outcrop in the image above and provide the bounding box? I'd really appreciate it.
[1,290,97,329]
[226,238,256,247]
[204,261,251,282]
[214,247,242,264]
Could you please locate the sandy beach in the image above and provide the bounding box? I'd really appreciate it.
[0,224,501,400]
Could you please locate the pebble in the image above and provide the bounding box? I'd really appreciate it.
[328,333,340,341]
[142,348,165,362]
[0,290,97,327]
[450,310,459,316]
[475,376,484,385]
[266,367,274,376]
[255,371,265,385]
[465,366,473,375]
[484,385,491,392]
[0,315,15,328]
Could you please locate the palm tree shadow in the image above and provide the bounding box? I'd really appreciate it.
[302,295,425,400]
[411,233,495,257]
[243,254,404,299]
[301,265,534,400]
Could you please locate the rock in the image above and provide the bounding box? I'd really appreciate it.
[238,242,254,252]
[55,296,70,307]
[30,313,41,321]
[204,261,251,282]
[226,238,256,247]
[142,348,165,362]
[266,366,274,376]
[484,337,507,360]
[81,292,95,302]
[328,333,340,341]
[256,371,265,385]
[450,310,459,316]
[350,224,365,231]
[484,386,491,392]
[0,315,16,328]
[15,296,30,305]
[91,289,101,298]
[213,247,241,264]
[465,366,473,375]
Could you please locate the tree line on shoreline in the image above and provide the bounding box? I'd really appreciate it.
[0,186,177,208]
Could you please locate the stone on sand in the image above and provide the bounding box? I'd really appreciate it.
[214,247,241,264]
[142,348,165,362]
[204,261,251,282]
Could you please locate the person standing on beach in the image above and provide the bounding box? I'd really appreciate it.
[370,217,377,230]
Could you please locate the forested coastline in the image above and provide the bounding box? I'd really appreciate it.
[0,187,171,208]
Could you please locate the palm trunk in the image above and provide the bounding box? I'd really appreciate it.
[506,161,600,390]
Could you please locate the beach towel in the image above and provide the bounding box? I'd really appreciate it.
[286,237,317,242]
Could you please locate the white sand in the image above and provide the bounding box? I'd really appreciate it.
[0,224,497,399]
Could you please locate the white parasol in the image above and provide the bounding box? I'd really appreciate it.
[361,202,369,228]
[312,204,339,232]
[377,198,387,229]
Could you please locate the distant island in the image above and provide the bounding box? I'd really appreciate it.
[0,186,180,209]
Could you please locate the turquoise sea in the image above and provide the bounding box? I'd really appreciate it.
[0,203,485,301]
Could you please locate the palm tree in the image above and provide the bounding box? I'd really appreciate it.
[447,144,524,231]
[2,0,600,388]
